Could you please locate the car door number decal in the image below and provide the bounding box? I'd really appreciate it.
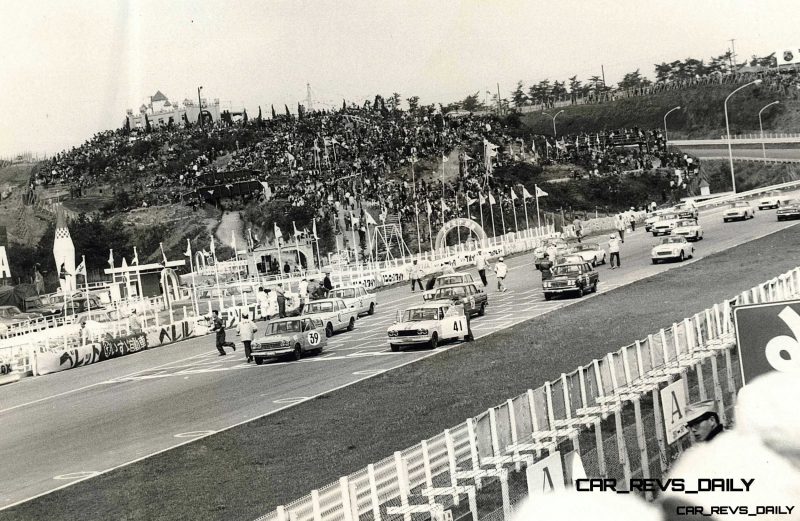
[453,320,464,332]
[308,331,321,345]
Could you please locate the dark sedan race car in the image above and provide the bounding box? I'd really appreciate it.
[542,262,599,300]
[776,199,800,221]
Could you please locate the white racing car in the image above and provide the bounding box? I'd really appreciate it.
[651,236,694,264]
[570,242,607,266]
[301,298,359,337]
[387,302,471,351]
[328,285,377,317]
[723,201,755,222]
[758,192,792,210]
[651,213,681,236]
[671,219,703,241]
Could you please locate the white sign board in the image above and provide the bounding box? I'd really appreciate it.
[563,451,587,486]
[525,451,565,495]
[660,379,689,444]
[776,48,800,66]
[0,246,10,278]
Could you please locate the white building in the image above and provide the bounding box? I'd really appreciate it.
[126,90,221,129]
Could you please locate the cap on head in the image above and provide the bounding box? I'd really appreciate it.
[499,257,504,261]
[684,400,716,426]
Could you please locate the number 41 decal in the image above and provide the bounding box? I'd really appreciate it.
[453,320,464,331]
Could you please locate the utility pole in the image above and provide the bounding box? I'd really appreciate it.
[729,39,737,69]
[601,65,606,89]
[496,83,501,116]
[197,86,204,128]
[306,83,313,112]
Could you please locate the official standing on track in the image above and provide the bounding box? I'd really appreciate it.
[538,253,554,282]
[475,251,488,287]
[237,313,258,363]
[615,214,626,243]
[410,260,423,292]
[275,283,287,318]
[298,278,309,314]
[211,310,236,356]
[494,257,508,292]
[257,287,269,321]
[608,234,621,269]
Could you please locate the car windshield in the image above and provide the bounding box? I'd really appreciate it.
[402,308,439,321]
[661,237,684,244]
[676,220,694,227]
[437,287,466,298]
[266,320,302,334]
[330,289,355,299]
[573,244,598,252]
[26,298,45,307]
[552,265,581,276]
[437,276,464,286]
[306,302,334,313]
[731,202,749,208]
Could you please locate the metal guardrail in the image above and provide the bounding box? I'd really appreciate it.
[691,156,800,164]
[670,135,800,146]
[693,179,800,209]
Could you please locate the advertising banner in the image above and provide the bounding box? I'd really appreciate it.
[733,299,800,384]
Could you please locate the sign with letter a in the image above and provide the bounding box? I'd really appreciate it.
[660,379,688,444]
[734,300,800,384]
[0,246,10,279]
[525,451,565,495]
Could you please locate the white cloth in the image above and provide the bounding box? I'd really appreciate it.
[237,319,258,341]
[298,280,309,299]
[494,262,507,278]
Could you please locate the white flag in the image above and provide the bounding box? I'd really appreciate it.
[75,258,86,276]
[488,193,497,205]
[442,154,449,162]
[522,187,533,199]
[107,249,114,269]
[312,219,319,239]
[479,193,485,205]
[293,221,300,237]
[467,196,477,206]
[535,186,549,197]
[510,188,518,201]
[184,239,192,257]
[365,212,377,226]
[426,200,432,215]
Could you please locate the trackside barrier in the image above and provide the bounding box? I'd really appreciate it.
[692,179,800,210]
[253,265,800,521]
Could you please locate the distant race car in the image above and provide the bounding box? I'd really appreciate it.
[672,202,699,220]
[301,298,359,337]
[533,239,570,269]
[250,317,327,363]
[723,201,755,222]
[651,213,682,236]
[423,283,488,317]
[651,236,694,263]
[422,273,477,300]
[328,285,377,316]
[776,199,800,221]
[570,242,607,266]
[387,302,471,351]
[758,192,793,210]
[671,219,703,241]
[645,209,673,231]
[542,262,598,300]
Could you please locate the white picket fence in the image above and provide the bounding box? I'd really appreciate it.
[253,266,800,521]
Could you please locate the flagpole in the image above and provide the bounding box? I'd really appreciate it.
[499,195,506,236]
[133,246,143,300]
[511,193,519,233]
[313,218,322,270]
[426,207,433,254]
[188,243,198,315]
[488,195,497,245]
[455,193,461,246]
[523,194,530,230]
[412,159,422,255]
[293,222,302,272]
[535,185,542,231]
[478,197,485,247]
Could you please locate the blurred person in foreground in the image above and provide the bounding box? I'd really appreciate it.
[660,372,800,521]
[683,400,724,443]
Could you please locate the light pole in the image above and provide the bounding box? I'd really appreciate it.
[663,106,681,146]
[197,86,204,128]
[543,110,564,138]
[758,100,779,159]
[724,79,761,193]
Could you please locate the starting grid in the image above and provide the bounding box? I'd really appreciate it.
[253,266,800,521]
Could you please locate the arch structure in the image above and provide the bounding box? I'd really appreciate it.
[434,218,488,251]
[161,268,182,306]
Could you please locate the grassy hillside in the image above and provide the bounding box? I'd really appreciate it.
[521,85,800,139]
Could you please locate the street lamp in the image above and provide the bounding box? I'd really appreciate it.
[543,110,564,138]
[758,100,779,159]
[197,86,204,128]
[663,106,681,146]
[724,79,762,193]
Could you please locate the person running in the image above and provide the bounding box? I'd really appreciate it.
[211,310,236,356]
[494,257,508,292]
[237,313,258,363]
[608,234,621,269]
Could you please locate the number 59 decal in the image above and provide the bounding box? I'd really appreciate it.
[308,331,321,346]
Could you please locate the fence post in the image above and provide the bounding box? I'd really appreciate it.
[311,490,322,521]
[632,396,652,500]
[500,468,511,521]
[466,418,482,489]
[507,399,522,472]
[339,477,354,521]
[367,464,381,521]
[394,451,411,521]
[276,506,287,521]
[444,428,460,506]
[421,440,436,508]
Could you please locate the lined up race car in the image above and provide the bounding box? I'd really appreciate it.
[542,262,599,300]
[651,236,694,263]
[301,298,359,337]
[250,317,327,363]
[570,242,607,266]
[424,283,488,317]
[671,219,703,241]
[387,303,472,351]
[328,285,377,316]
[776,199,800,221]
[723,201,755,222]
[758,192,793,210]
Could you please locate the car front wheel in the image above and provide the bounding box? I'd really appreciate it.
[390,344,400,352]
[325,323,334,337]
[254,357,264,365]
[429,333,438,349]
[292,344,302,361]
[347,317,355,331]
[478,303,486,316]
[679,252,685,262]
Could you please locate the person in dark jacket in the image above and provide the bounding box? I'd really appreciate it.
[538,253,554,282]
[684,400,724,443]
[211,310,236,356]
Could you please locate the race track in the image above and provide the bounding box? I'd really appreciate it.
[685,147,800,160]
[1,200,799,509]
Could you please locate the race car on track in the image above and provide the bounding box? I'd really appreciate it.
[542,262,598,300]
[651,236,694,263]
[328,285,377,316]
[250,317,327,363]
[423,283,488,317]
[652,213,684,236]
[645,209,674,231]
[671,219,703,241]
[672,202,699,220]
[554,254,588,267]
[422,273,477,300]
[758,192,793,210]
[570,242,607,266]
[387,302,471,351]
[776,199,800,221]
[301,298,359,337]
[723,201,755,222]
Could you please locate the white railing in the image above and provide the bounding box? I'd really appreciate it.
[693,179,800,210]
[253,265,800,521]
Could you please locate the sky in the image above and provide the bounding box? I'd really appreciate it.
[1,0,797,157]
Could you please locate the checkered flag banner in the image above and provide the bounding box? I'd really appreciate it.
[55,228,71,240]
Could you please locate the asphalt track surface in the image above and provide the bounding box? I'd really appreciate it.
[1,200,799,511]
